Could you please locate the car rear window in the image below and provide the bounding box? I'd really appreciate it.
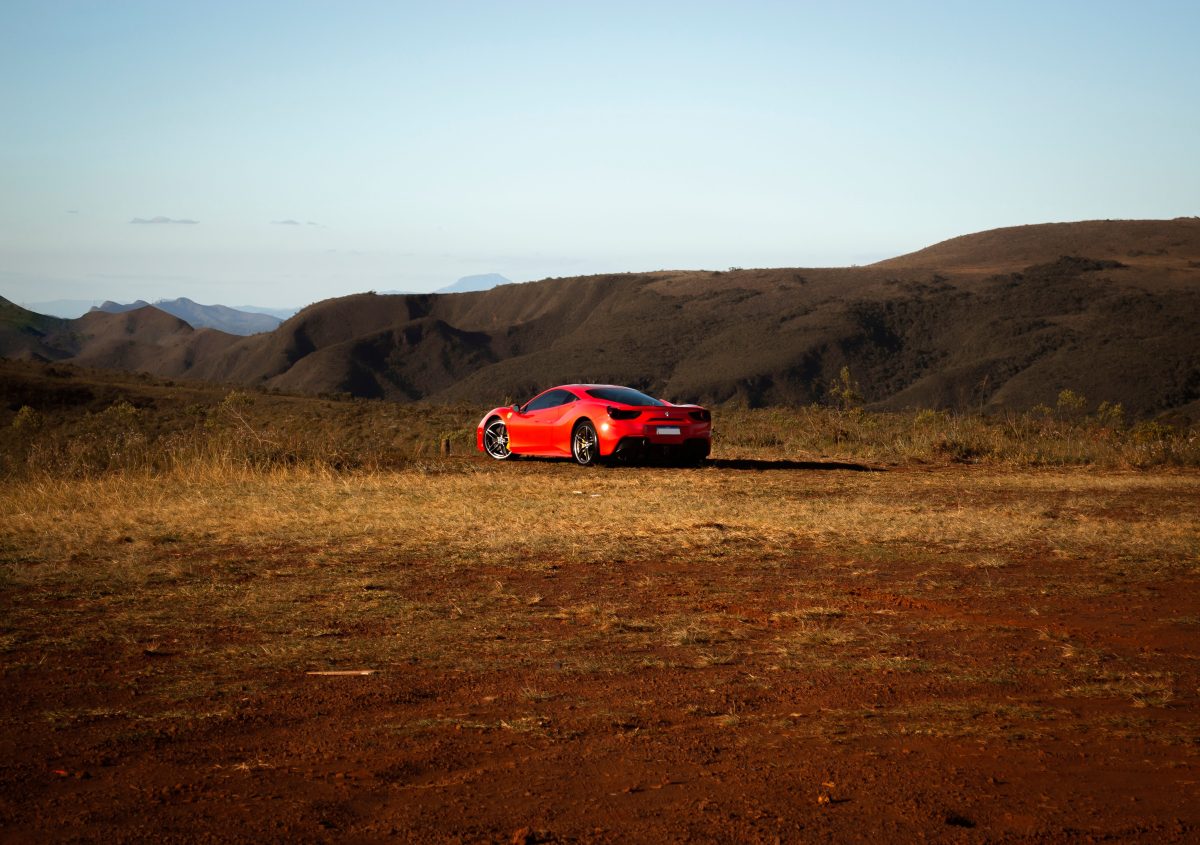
[586,387,665,406]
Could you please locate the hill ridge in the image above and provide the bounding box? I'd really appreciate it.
[3,219,1198,417]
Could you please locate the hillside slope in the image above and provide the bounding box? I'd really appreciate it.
[3,219,1198,416]
[0,297,75,361]
[875,218,1200,275]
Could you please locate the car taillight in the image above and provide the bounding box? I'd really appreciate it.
[607,407,641,420]
[688,409,711,422]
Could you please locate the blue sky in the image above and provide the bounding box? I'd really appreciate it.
[2,1,1197,308]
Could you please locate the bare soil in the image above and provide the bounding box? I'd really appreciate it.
[1,459,1198,842]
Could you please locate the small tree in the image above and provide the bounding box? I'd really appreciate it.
[829,366,863,411]
[1094,401,1125,429]
[1056,389,1087,422]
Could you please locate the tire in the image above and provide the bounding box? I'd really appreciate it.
[571,420,601,466]
[483,418,512,460]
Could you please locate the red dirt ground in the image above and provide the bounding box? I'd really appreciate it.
[1,464,1198,843]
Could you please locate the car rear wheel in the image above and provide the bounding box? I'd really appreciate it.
[483,419,512,460]
[572,421,600,466]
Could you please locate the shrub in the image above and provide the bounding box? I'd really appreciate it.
[11,405,43,434]
[828,367,863,411]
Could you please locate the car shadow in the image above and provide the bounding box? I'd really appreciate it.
[481,455,881,472]
[600,457,882,472]
[704,458,882,472]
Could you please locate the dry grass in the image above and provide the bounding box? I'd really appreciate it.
[2,462,1195,706]
[3,362,1199,483]
[3,465,1197,580]
[3,373,1199,841]
[715,405,1200,468]
[1064,672,1177,708]
[1,386,1198,763]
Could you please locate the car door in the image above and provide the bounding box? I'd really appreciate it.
[543,393,579,455]
[518,389,574,455]
[508,389,563,454]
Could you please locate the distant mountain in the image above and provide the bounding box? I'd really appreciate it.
[20,298,299,324]
[92,298,281,335]
[435,273,511,294]
[232,305,300,321]
[152,299,282,334]
[381,274,510,296]
[4,220,1199,417]
[0,295,200,368]
[19,299,106,319]
[94,300,150,314]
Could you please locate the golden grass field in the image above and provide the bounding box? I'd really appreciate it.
[1,364,1199,841]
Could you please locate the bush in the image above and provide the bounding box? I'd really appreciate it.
[713,403,1199,468]
[11,405,43,434]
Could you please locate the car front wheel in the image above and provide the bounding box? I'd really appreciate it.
[572,421,601,466]
[483,419,512,460]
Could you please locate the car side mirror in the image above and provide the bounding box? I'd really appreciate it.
[511,403,521,413]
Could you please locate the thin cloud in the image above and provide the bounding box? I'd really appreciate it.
[272,219,324,227]
[130,216,199,224]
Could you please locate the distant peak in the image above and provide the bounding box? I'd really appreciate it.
[435,273,513,294]
[93,299,150,313]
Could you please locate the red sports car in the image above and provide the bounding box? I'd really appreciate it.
[476,384,711,466]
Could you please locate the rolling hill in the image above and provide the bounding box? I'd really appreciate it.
[2,218,1198,417]
[0,298,73,361]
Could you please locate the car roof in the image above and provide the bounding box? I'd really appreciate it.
[528,384,649,397]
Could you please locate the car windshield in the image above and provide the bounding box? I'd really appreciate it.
[586,387,665,406]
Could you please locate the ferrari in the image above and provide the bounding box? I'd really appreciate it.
[476,384,712,466]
